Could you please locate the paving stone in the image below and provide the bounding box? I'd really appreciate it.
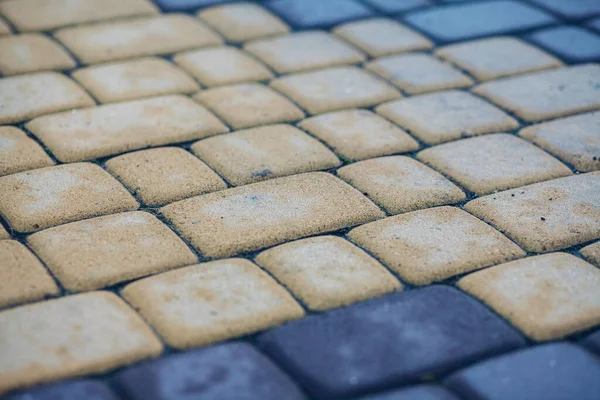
[160,172,384,258]
[122,259,304,348]
[257,285,525,399]
[527,26,600,63]
[445,343,600,400]
[0,225,9,240]
[298,109,420,162]
[0,291,162,395]
[54,14,222,65]
[267,0,375,29]
[194,83,304,129]
[354,385,460,400]
[0,163,138,233]
[0,126,54,177]
[28,211,197,292]
[0,34,75,76]
[271,66,401,115]
[581,241,600,267]
[72,57,200,104]
[0,72,94,124]
[105,147,227,206]
[8,380,119,400]
[26,95,228,162]
[376,90,518,145]
[154,0,231,12]
[530,0,600,19]
[582,330,600,354]
[519,111,600,172]
[464,172,600,252]
[362,0,432,14]
[473,64,600,122]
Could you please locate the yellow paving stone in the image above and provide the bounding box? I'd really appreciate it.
[0,163,138,233]
[0,72,94,124]
[417,133,573,195]
[28,211,197,292]
[255,236,401,311]
[27,95,228,162]
[161,172,384,258]
[105,147,227,207]
[519,111,600,172]
[194,83,304,129]
[271,66,401,115]
[0,126,54,177]
[122,258,304,349]
[0,34,75,76]
[465,172,600,253]
[0,17,11,36]
[435,37,562,81]
[72,57,200,104]
[376,90,519,145]
[0,225,9,240]
[337,156,466,215]
[474,64,600,122]
[0,291,163,395]
[191,124,340,186]
[174,46,273,88]
[0,240,59,309]
[348,206,525,286]
[581,241,600,267]
[244,31,365,74]
[459,253,600,341]
[54,14,222,65]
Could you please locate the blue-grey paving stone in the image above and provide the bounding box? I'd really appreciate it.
[530,0,600,19]
[257,285,525,399]
[113,342,306,400]
[355,384,460,400]
[363,0,432,14]
[527,26,600,63]
[153,0,232,12]
[266,0,375,29]
[445,343,600,400]
[589,17,600,32]
[581,330,600,354]
[7,380,118,400]
[403,1,556,42]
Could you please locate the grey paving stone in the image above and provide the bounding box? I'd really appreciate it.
[527,26,600,63]
[153,0,232,12]
[530,0,600,19]
[354,384,460,400]
[363,0,432,13]
[267,0,375,29]
[581,330,600,355]
[7,380,118,400]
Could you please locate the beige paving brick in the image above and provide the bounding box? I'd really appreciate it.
[255,236,401,311]
[474,64,600,122]
[0,240,59,309]
[105,147,227,207]
[376,90,519,145]
[0,225,9,240]
[198,2,289,43]
[418,133,573,195]
[337,156,466,215]
[0,72,94,124]
[459,253,600,341]
[0,17,11,36]
[436,37,562,81]
[191,124,340,186]
[0,34,75,76]
[465,172,600,253]
[271,66,400,115]
[72,57,199,104]
[161,172,384,258]
[27,95,228,162]
[174,46,273,88]
[0,126,54,177]
[298,109,419,161]
[0,163,138,233]
[244,31,365,74]
[122,259,304,349]
[348,206,525,285]
[0,291,162,395]
[54,14,222,65]
[581,241,600,267]
[520,111,600,172]
[194,83,304,129]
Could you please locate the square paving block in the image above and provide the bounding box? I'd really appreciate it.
[417,133,572,195]
[72,57,199,104]
[529,0,600,19]
[271,66,401,115]
[8,380,119,400]
[0,163,138,233]
[0,126,54,177]
[160,172,384,258]
[348,206,524,285]
[105,147,227,206]
[0,34,75,76]
[54,14,222,65]
[191,124,340,186]
[464,172,600,252]
[255,235,401,311]
[257,286,525,399]
[473,64,600,122]
[581,241,600,267]
[0,291,162,395]
[28,211,197,292]
[26,95,228,162]
[122,259,304,349]
[376,90,519,145]
[337,156,466,215]
[527,25,600,64]
[356,385,460,400]
[267,0,375,29]
[194,83,304,129]
[363,0,432,14]
[298,109,420,162]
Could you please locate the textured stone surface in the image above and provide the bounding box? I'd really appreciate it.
[154,0,231,12]
[527,26,600,63]
[581,241,600,267]
[529,0,600,19]
[355,385,460,400]
[363,0,431,14]
[8,380,119,400]
[0,126,54,177]
[582,330,600,354]
[0,34,75,76]
[267,0,374,29]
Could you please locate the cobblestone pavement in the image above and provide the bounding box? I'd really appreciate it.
[1,0,600,399]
